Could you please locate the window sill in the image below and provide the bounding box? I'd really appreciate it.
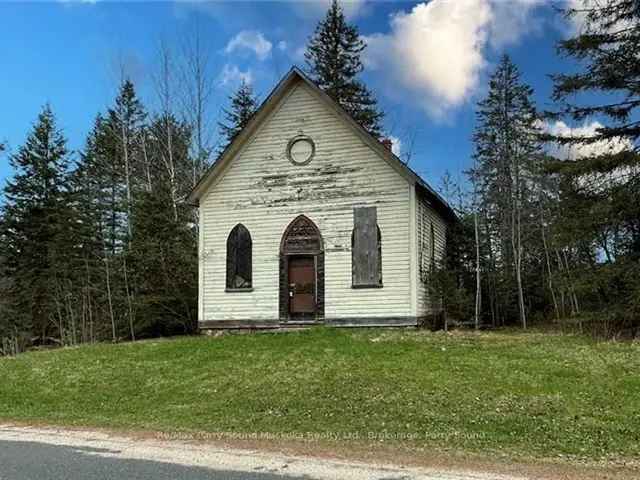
[352,284,383,289]
[225,287,254,293]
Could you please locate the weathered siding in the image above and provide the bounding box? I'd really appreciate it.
[415,190,447,317]
[199,81,411,322]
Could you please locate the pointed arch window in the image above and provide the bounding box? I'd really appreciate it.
[226,224,252,291]
[351,206,383,288]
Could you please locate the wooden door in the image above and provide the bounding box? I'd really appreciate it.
[288,256,316,316]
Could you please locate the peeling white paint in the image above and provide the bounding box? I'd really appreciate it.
[199,82,413,322]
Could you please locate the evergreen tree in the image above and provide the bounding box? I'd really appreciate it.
[105,79,147,242]
[469,55,542,328]
[305,0,384,137]
[217,80,259,150]
[147,113,193,220]
[552,0,640,150]
[428,213,476,330]
[129,185,197,336]
[68,116,119,342]
[1,105,73,345]
[0,215,20,354]
[95,81,147,341]
[547,0,640,335]
[130,113,197,336]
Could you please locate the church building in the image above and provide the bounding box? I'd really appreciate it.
[187,68,455,329]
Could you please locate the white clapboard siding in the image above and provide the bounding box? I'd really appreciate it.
[200,82,411,321]
[415,192,447,316]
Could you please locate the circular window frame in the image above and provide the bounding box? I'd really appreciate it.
[286,135,316,166]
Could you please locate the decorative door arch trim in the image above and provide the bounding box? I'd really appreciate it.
[279,215,325,321]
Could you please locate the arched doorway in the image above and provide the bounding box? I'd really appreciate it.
[279,215,324,322]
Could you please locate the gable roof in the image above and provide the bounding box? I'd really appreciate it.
[187,67,455,221]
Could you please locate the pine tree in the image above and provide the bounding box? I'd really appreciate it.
[106,79,147,242]
[99,81,147,341]
[547,0,640,334]
[552,0,640,150]
[0,214,20,354]
[129,185,197,336]
[147,113,192,222]
[69,116,119,342]
[1,105,73,345]
[130,115,197,336]
[72,111,139,343]
[469,55,542,328]
[305,0,384,137]
[218,80,259,150]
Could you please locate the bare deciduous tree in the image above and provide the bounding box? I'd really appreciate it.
[179,24,217,187]
[153,39,179,222]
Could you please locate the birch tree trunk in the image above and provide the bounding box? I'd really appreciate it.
[483,217,498,326]
[155,40,179,223]
[511,151,527,330]
[180,24,215,188]
[556,249,572,316]
[474,212,481,330]
[104,255,116,342]
[140,131,152,193]
[123,255,135,341]
[85,257,94,343]
[562,249,580,315]
[121,119,132,241]
[540,206,560,322]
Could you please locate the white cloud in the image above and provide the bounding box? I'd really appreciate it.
[277,40,288,52]
[544,119,636,193]
[293,0,368,20]
[364,0,491,118]
[544,120,633,160]
[564,0,596,34]
[389,135,402,157]
[219,64,253,86]
[225,30,272,61]
[563,0,633,35]
[489,0,543,48]
[363,0,541,119]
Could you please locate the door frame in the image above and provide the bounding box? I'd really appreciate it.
[286,254,317,318]
[279,215,324,322]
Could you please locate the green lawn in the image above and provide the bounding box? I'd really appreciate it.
[1,328,639,464]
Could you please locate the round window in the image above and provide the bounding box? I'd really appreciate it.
[287,136,315,165]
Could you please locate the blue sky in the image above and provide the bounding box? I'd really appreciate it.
[0,0,586,196]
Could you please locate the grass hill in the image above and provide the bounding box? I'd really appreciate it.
[1,328,638,466]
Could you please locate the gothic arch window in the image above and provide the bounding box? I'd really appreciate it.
[226,224,252,290]
[352,207,383,288]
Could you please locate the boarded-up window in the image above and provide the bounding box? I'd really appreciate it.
[352,207,382,288]
[226,224,252,290]
[420,221,436,283]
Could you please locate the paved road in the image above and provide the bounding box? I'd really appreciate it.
[0,425,524,480]
[0,440,300,480]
